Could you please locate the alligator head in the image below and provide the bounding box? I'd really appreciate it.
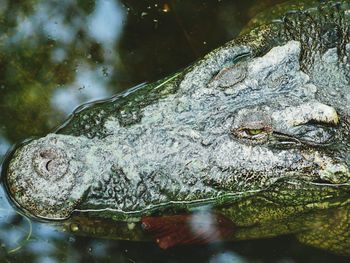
[4,39,350,216]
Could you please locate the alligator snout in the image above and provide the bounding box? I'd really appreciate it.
[4,134,91,220]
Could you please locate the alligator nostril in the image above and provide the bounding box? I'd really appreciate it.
[45,160,52,172]
[39,149,56,159]
[32,147,69,180]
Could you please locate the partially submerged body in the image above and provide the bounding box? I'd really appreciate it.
[2,0,350,255]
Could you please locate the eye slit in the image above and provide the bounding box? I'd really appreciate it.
[245,129,265,136]
[233,126,272,141]
[240,128,268,139]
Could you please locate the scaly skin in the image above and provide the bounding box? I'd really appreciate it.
[2,0,350,255]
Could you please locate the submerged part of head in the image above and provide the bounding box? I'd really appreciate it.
[4,134,91,220]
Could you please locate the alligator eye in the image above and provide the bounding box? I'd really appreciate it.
[232,108,273,143]
[246,129,264,136]
[233,127,272,142]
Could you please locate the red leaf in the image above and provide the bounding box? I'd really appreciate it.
[141,212,235,249]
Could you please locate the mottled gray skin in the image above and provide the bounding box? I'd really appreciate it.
[3,0,350,254]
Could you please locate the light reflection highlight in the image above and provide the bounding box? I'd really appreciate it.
[87,0,125,46]
[51,64,112,115]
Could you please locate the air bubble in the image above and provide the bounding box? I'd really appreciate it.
[70,223,79,232]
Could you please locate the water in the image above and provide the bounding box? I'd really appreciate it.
[0,0,349,262]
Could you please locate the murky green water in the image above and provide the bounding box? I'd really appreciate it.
[0,0,349,262]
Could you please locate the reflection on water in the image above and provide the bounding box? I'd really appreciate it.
[51,65,113,114]
[88,0,124,46]
[0,0,350,262]
[0,138,9,162]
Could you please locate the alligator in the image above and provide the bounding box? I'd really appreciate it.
[2,0,350,255]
